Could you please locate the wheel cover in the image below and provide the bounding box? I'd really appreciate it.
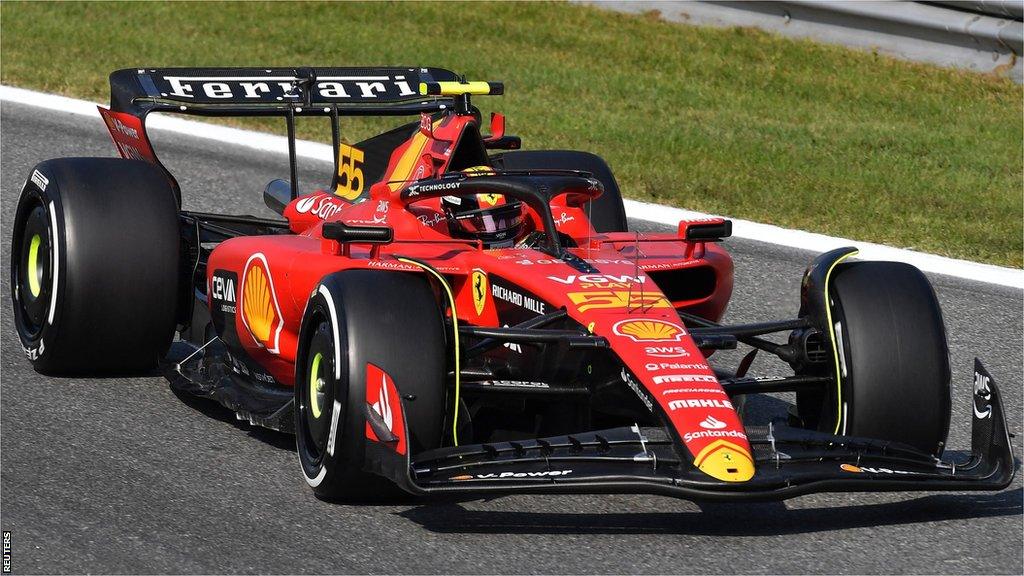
[13,200,52,339]
[300,320,337,462]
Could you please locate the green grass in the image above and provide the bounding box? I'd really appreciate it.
[2,1,1021,266]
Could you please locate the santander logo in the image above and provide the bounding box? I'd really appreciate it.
[699,415,727,430]
[295,196,317,212]
[295,195,345,220]
[372,373,394,432]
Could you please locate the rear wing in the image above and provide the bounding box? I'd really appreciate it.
[109,67,469,116]
[100,66,503,202]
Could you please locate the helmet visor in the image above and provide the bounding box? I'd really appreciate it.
[450,203,523,237]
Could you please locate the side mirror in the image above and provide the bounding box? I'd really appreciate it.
[680,219,733,241]
[483,113,521,150]
[483,136,522,150]
[263,179,293,215]
[322,222,394,244]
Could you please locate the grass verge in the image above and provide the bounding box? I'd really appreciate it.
[1,1,1020,266]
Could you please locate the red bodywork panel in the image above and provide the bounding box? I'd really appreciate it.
[205,113,749,481]
[97,108,158,163]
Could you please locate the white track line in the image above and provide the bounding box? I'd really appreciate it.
[2,84,1021,289]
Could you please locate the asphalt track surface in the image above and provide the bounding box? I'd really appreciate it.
[1,101,1021,574]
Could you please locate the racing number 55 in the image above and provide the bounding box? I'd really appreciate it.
[335,143,365,200]
[568,291,671,313]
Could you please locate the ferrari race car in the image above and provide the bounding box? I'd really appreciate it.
[10,67,1015,502]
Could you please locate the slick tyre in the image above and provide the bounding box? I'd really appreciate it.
[491,150,628,232]
[828,261,951,456]
[10,158,180,375]
[295,270,446,502]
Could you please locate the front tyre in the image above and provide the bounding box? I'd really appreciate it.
[10,159,180,374]
[827,261,952,456]
[295,270,446,502]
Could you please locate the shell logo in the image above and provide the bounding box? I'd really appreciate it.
[612,319,686,342]
[240,253,284,354]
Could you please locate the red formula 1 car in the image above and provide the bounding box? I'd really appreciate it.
[10,67,1015,501]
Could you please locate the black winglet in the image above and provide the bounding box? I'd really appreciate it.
[969,358,1016,486]
[364,402,399,443]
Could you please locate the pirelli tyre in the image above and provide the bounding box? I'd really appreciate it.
[826,261,952,456]
[491,150,628,233]
[10,158,180,375]
[295,270,446,501]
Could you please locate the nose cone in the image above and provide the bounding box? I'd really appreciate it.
[694,439,756,482]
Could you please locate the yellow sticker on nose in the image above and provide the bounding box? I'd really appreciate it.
[693,439,755,482]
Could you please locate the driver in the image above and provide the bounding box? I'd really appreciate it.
[440,166,527,249]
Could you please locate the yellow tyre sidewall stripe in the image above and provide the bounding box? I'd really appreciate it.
[395,257,462,446]
[824,250,859,434]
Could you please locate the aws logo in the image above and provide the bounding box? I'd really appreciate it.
[240,253,284,354]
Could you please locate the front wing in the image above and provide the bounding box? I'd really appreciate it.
[365,359,1016,501]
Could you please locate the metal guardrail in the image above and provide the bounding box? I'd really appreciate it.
[927,1,1023,20]
[577,1,1024,82]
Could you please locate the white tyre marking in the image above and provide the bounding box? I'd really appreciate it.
[47,201,59,325]
[303,285,346,483]
[327,399,342,456]
[301,459,328,487]
[834,321,848,378]
[318,284,343,379]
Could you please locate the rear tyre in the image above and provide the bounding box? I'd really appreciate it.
[824,261,951,456]
[295,270,446,501]
[10,158,180,375]
[491,150,628,232]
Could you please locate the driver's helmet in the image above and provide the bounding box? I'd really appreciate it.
[441,166,525,248]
